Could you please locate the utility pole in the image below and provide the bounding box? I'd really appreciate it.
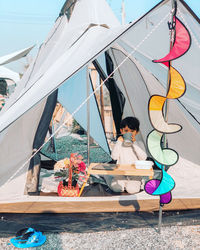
[121,0,126,25]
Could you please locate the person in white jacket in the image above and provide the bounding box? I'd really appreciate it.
[105,117,147,194]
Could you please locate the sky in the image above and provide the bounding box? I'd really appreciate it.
[0,0,199,72]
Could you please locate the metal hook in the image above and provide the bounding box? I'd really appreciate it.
[168,21,176,30]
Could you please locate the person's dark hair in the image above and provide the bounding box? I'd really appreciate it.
[120,117,140,132]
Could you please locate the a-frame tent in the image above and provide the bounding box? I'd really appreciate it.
[0,0,199,213]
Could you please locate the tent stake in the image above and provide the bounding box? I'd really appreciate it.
[158,205,163,233]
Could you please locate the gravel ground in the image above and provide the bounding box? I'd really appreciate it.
[1,225,200,250]
[1,210,200,250]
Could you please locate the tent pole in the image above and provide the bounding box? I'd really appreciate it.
[158,0,177,234]
[51,119,58,161]
[100,78,105,127]
[87,65,90,166]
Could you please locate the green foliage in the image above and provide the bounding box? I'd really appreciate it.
[54,169,69,178]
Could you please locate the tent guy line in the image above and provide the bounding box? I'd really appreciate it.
[1,10,170,190]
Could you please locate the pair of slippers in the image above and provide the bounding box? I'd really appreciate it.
[10,227,46,248]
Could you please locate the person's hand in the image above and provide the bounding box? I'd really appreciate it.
[118,136,124,142]
[131,131,137,142]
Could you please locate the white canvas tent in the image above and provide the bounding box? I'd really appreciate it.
[0,0,199,213]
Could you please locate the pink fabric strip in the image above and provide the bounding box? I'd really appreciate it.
[153,17,191,63]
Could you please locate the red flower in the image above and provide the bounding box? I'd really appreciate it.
[70,153,83,165]
[78,161,86,172]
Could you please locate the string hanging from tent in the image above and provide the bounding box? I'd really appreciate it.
[144,3,191,205]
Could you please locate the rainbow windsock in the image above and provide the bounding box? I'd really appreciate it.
[144,15,191,205]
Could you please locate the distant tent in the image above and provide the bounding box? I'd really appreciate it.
[0,46,34,107]
[0,0,199,213]
[0,45,34,66]
[0,66,20,84]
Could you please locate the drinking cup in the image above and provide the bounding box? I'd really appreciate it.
[122,132,132,147]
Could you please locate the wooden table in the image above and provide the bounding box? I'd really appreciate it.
[79,163,154,196]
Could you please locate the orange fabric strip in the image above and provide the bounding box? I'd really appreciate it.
[149,95,166,111]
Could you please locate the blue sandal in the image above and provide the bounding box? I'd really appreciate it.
[10,227,46,248]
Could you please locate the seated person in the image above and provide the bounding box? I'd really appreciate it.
[104,116,147,194]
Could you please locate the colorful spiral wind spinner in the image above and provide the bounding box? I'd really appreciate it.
[144,10,191,205]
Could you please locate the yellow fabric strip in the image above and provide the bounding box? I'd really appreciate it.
[167,66,185,99]
[149,95,166,111]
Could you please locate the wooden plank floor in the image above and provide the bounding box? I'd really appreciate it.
[0,198,200,213]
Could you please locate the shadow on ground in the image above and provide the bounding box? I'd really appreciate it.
[0,209,200,235]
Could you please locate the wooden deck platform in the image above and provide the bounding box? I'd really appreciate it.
[0,197,200,213]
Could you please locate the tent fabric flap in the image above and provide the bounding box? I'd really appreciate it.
[58,67,110,155]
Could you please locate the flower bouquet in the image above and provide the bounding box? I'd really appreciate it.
[56,153,87,197]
